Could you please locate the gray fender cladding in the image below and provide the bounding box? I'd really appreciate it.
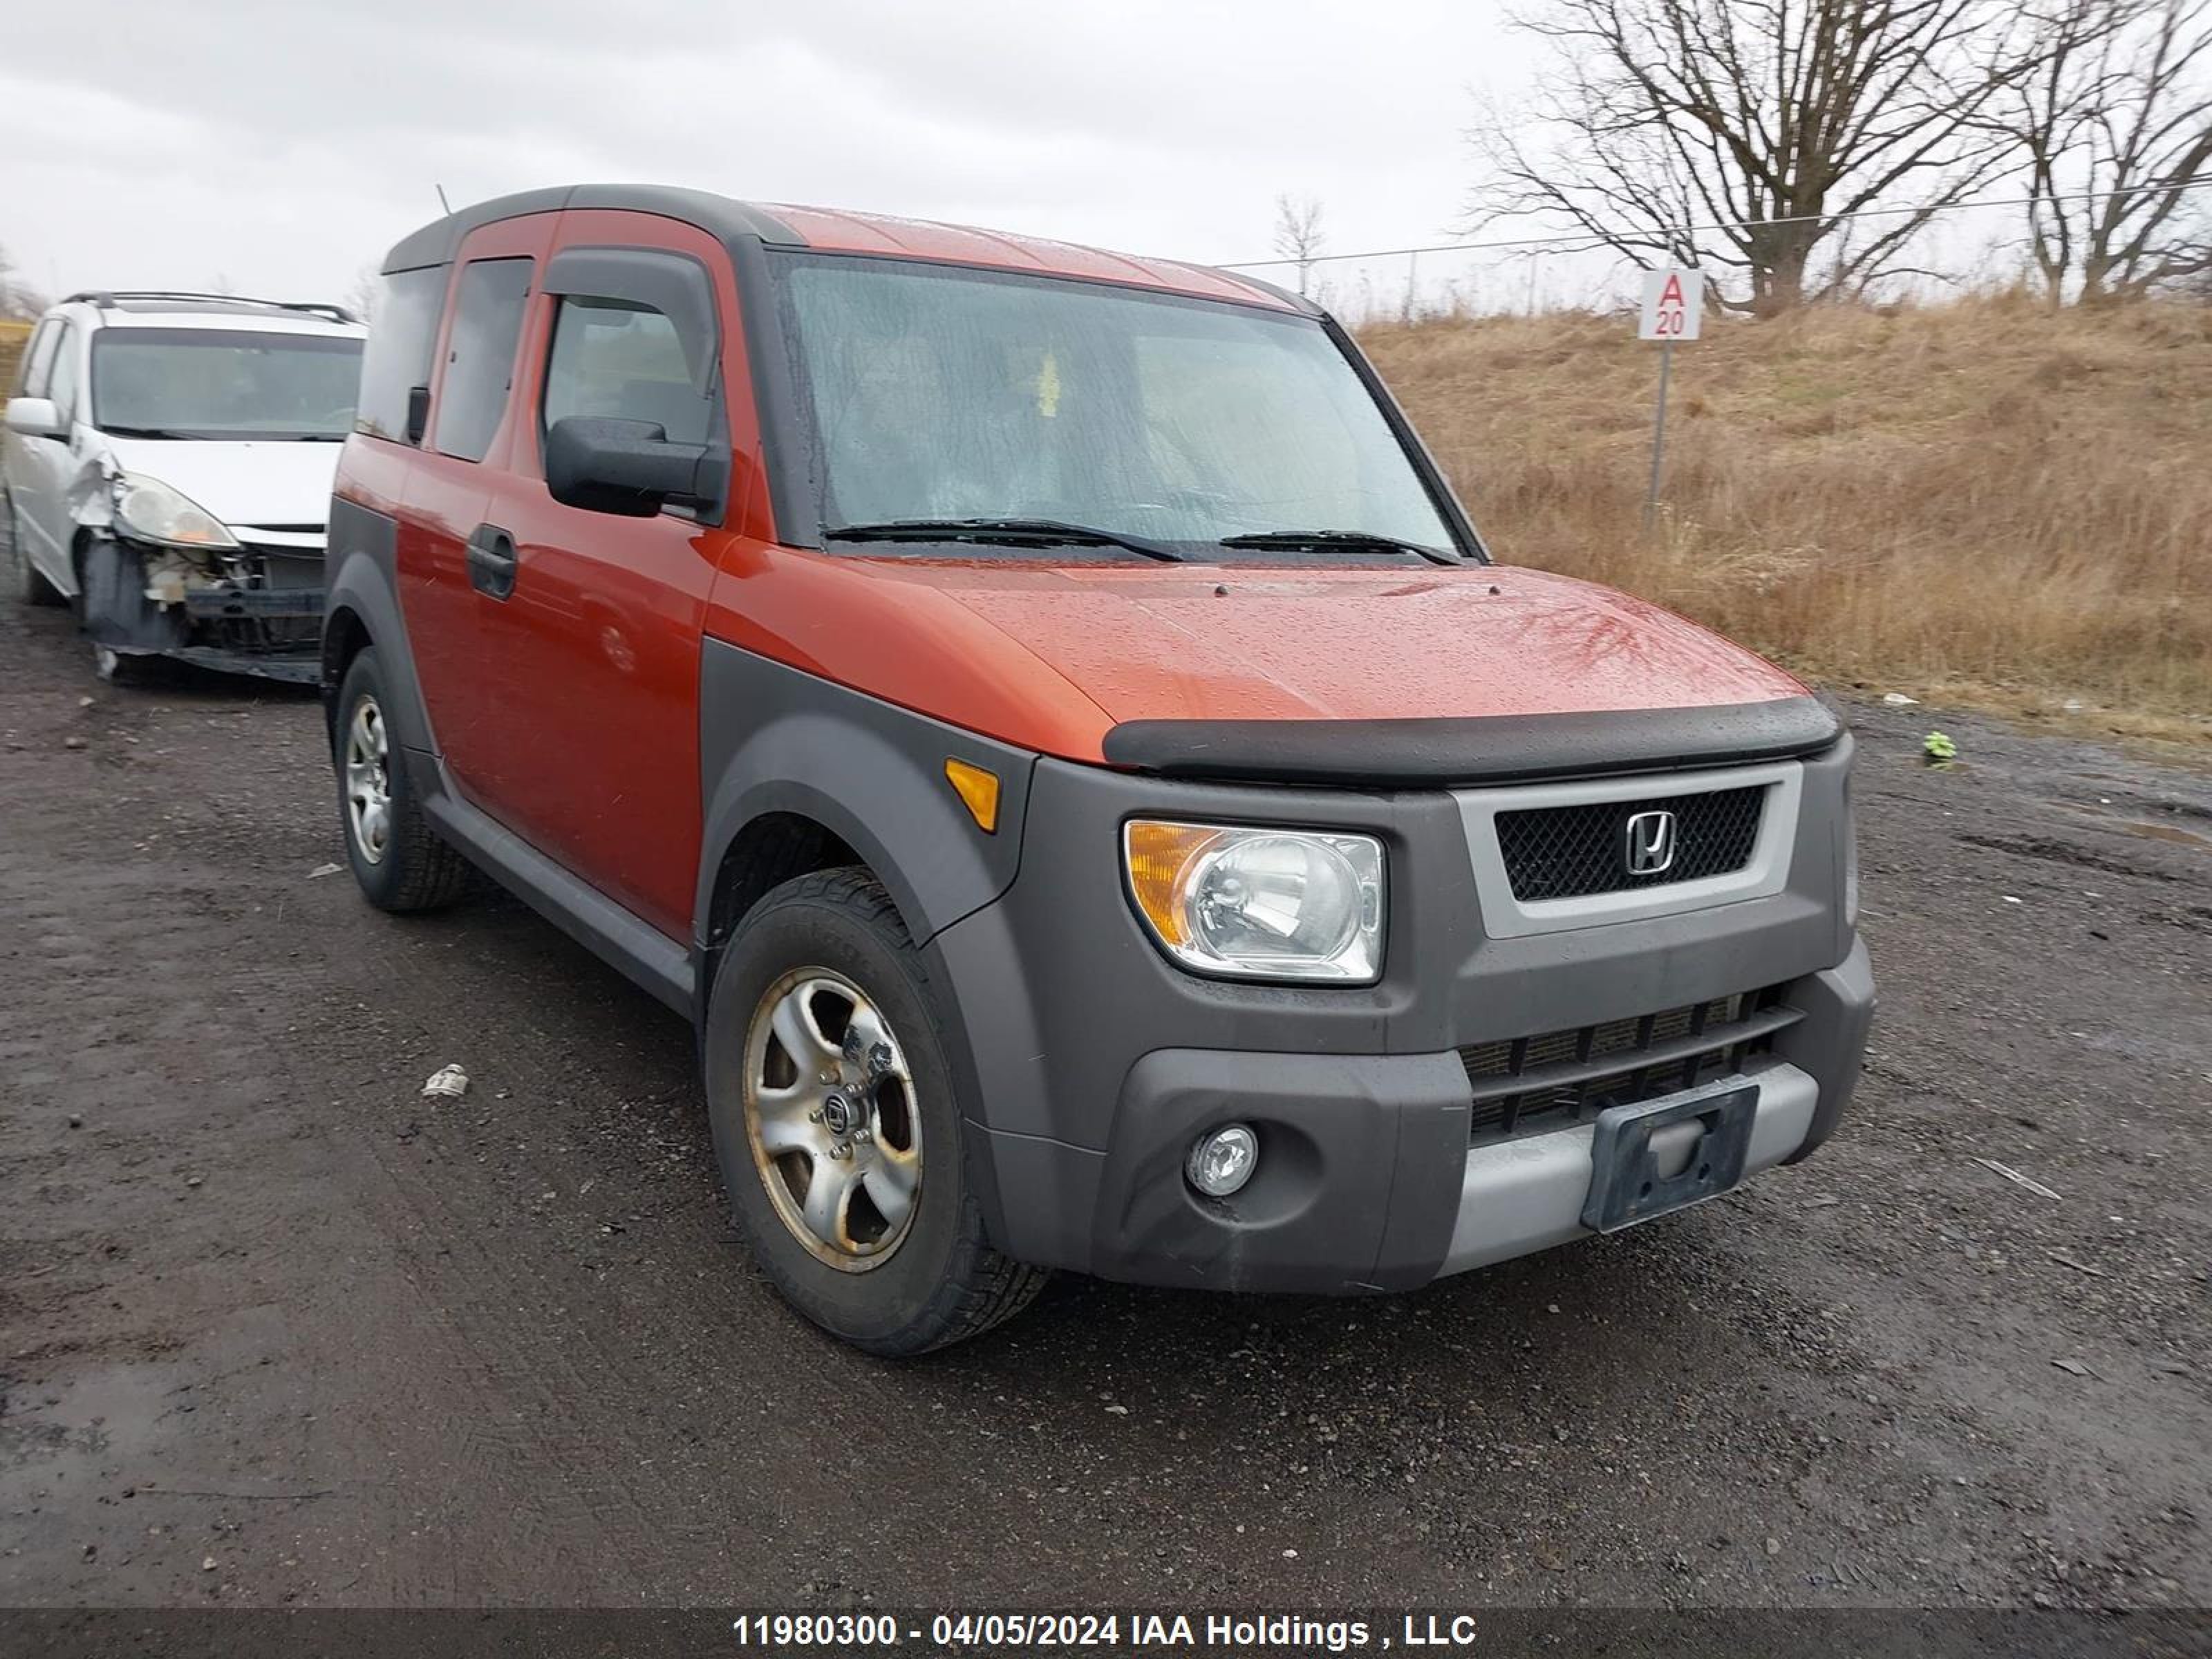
[323,496,440,757]
[693,637,1036,952]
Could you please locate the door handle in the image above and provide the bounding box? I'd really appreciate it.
[465,523,518,601]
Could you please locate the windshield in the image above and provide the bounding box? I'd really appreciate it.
[774,256,1461,556]
[90,328,363,440]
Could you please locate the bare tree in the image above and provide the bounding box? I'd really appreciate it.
[1272,194,1328,295]
[341,264,382,325]
[1469,0,2039,315]
[2000,0,2212,301]
[0,243,49,321]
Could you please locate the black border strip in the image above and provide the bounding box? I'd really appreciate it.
[1100,696,1844,787]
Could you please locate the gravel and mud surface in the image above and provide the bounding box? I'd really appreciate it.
[2,597,2209,1615]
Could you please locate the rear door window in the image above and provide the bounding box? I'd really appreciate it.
[355,265,448,444]
[434,257,534,463]
[17,319,57,397]
[46,325,80,423]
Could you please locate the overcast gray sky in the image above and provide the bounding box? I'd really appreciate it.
[4,1,1540,306]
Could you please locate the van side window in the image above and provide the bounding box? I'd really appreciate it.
[542,298,713,447]
[355,265,449,444]
[46,325,80,422]
[435,257,534,463]
[17,319,57,397]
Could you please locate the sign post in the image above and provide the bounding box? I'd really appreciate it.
[1637,267,1701,525]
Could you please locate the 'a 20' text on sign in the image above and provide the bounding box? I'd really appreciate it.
[1638,268,1702,341]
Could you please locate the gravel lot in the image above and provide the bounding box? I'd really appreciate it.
[2,592,2209,1614]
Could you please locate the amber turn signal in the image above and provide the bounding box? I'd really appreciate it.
[1123,820,1218,948]
[944,758,1000,834]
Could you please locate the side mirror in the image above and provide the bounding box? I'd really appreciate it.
[3,397,65,439]
[404,385,431,446]
[544,416,716,519]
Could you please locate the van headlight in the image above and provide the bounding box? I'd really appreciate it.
[111,474,240,552]
[1123,821,1384,983]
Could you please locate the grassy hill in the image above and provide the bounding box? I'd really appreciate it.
[1360,296,2212,738]
[0,319,30,405]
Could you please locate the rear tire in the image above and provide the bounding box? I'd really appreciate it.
[704,868,1047,1356]
[3,493,64,607]
[334,647,471,912]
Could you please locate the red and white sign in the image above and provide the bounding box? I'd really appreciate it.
[1638,268,1702,341]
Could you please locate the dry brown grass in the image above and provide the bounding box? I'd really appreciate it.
[0,319,30,409]
[1361,294,2212,740]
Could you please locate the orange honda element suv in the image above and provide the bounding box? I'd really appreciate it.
[324,186,1873,1355]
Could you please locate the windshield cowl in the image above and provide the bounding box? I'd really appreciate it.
[99,425,342,443]
[816,525,1463,568]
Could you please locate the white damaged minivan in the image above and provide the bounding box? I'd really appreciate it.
[1,292,364,682]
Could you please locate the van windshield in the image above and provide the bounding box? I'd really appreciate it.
[91,328,363,441]
[773,256,1461,559]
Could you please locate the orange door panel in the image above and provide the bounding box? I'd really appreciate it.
[395,213,559,814]
[461,209,764,941]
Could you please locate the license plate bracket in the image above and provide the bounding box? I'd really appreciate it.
[1580,1078,1758,1233]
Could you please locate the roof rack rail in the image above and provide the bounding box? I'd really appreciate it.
[61,291,360,325]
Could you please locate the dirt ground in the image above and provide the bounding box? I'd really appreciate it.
[2,592,2209,1617]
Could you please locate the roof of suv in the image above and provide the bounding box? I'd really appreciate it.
[381,183,1305,314]
[49,294,365,338]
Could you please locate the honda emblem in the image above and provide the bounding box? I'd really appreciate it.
[1622,809,1678,877]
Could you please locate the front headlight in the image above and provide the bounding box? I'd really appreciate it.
[111,474,240,551]
[1124,820,1385,983]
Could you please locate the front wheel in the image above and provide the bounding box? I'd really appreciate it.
[704,868,1047,1356]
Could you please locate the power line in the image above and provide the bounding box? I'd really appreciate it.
[1218,176,2212,270]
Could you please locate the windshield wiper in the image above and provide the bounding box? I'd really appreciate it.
[824,517,1185,563]
[99,424,203,440]
[1218,529,1461,568]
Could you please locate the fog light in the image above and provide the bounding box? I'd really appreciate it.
[1185,1123,1258,1198]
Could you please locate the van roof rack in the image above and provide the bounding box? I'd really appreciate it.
[62,291,360,325]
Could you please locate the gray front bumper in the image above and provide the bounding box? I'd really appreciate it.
[1439,1060,1815,1275]
[953,936,1873,1295]
[930,747,1872,1291]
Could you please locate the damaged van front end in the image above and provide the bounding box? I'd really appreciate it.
[75,468,326,684]
[1,292,363,682]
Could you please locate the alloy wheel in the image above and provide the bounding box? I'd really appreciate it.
[344,695,392,864]
[742,967,921,1271]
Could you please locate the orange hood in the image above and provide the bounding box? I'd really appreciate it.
[711,554,1811,764]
